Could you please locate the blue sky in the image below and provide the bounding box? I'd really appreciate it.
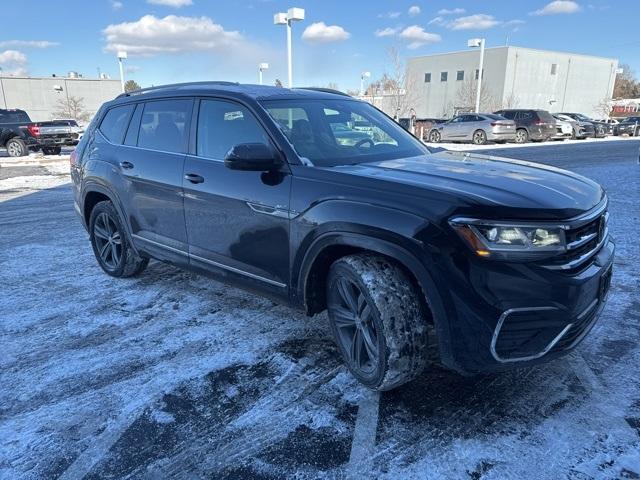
[0,0,638,91]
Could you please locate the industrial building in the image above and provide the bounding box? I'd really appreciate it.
[366,46,618,119]
[0,74,121,122]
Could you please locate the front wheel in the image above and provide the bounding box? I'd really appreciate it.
[89,201,148,278]
[429,130,441,143]
[327,254,429,391]
[6,138,28,157]
[42,146,62,155]
[515,128,529,143]
[472,129,487,145]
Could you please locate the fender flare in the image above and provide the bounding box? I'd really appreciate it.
[81,180,140,256]
[296,230,457,370]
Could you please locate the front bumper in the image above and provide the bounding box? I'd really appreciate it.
[429,209,615,374]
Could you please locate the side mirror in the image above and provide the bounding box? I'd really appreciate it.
[224,143,283,172]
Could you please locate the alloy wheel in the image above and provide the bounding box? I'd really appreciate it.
[7,142,22,157]
[429,130,441,143]
[329,277,380,375]
[93,212,122,271]
[473,130,486,145]
[515,130,527,143]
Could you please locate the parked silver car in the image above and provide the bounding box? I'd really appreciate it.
[428,113,516,145]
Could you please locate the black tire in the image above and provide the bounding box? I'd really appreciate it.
[326,254,429,391]
[514,128,529,144]
[89,200,148,278]
[6,137,28,157]
[472,129,487,145]
[43,146,62,155]
[429,130,441,143]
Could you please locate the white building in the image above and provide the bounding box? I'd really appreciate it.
[0,74,121,122]
[391,46,618,119]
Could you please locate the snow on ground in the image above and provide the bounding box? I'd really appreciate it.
[0,140,639,479]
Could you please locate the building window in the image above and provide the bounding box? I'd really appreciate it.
[424,73,431,83]
[441,71,448,82]
[475,69,484,80]
[551,63,558,75]
[456,70,464,81]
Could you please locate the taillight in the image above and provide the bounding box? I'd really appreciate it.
[27,125,40,137]
[70,149,78,167]
[491,122,509,127]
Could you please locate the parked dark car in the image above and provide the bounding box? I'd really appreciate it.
[557,112,610,137]
[493,109,556,143]
[71,83,614,391]
[0,109,81,156]
[613,116,640,136]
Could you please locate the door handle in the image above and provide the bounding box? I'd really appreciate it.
[119,161,134,169]
[184,173,204,184]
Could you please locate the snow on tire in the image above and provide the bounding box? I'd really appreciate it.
[327,253,430,391]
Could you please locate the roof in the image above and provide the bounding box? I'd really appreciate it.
[113,82,352,104]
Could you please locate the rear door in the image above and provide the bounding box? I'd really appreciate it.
[182,98,291,297]
[116,98,193,263]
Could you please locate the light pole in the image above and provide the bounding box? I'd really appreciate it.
[117,51,127,93]
[467,38,485,113]
[274,7,305,88]
[360,71,371,96]
[258,63,269,85]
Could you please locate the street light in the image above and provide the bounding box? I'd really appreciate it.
[274,7,305,88]
[258,63,269,85]
[360,71,371,96]
[467,38,485,113]
[117,51,127,93]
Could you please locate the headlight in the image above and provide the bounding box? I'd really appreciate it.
[449,218,566,260]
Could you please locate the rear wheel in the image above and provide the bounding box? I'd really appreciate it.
[515,128,529,143]
[326,254,429,391]
[89,201,148,278]
[6,138,28,157]
[429,130,441,143]
[472,129,487,145]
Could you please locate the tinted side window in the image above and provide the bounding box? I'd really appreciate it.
[138,99,192,153]
[0,111,31,123]
[518,111,533,121]
[499,111,516,120]
[99,105,134,144]
[197,100,269,160]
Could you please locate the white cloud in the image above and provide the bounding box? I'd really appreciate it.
[110,0,123,10]
[428,16,444,25]
[0,40,58,49]
[302,22,350,43]
[399,26,441,49]
[531,1,581,15]
[0,50,28,76]
[147,0,193,7]
[374,27,400,37]
[103,15,246,56]
[448,14,500,30]
[437,8,466,15]
[408,5,421,16]
[378,11,402,19]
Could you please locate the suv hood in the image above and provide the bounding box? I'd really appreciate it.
[335,150,603,219]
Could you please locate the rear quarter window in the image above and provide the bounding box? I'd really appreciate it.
[99,105,134,144]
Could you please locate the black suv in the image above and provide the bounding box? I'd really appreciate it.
[494,109,556,143]
[71,83,614,391]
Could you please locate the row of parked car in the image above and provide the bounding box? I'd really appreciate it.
[404,109,640,145]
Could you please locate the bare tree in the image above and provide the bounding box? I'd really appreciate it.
[274,78,283,88]
[384,46,419,118]
[500,92,520,110]
[594,97,613,119]
[52,96,91,123]
[613,63,640,99]
[454,77,497,113]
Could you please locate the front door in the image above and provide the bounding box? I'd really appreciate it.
[183,98,291,297]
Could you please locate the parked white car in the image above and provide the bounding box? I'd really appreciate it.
[552,118,573,140]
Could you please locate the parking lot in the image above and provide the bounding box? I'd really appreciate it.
[1,139,639,479]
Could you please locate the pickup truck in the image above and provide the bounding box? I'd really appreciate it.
[0,109,81,157]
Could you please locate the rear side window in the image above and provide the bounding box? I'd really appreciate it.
[0,111,31,123]
[138,99,192,153]
[535,110,556,123]
[518,111,533,121]
[99,105,134,144]
[498,111,516,120]
[197,100,269,160]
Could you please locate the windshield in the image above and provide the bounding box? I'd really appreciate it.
[261,98,428,167]
[573,113,592,121]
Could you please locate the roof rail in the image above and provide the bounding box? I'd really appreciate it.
[294,87,352,97]
[116,81,240,98]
